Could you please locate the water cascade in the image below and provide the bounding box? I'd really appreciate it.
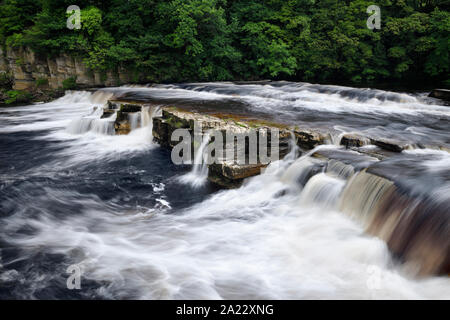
[1,84,449,299]
[179,133,211,188]
[129,112,140,131]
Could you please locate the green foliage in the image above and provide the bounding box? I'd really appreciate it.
[5,90,32,104]
[0,72,13,90]
[0,0,448,85]
[62,76,77,90]
[35,78,49,87]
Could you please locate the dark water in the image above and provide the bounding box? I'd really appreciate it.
[0,86,449,299]
[0,93,218,298]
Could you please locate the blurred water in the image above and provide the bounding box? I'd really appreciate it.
[0,84,449,299]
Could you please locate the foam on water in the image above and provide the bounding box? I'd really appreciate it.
[0,86,449,299]
[2,149,449,299]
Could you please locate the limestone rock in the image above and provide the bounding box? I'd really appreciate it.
[153,107,294,188]
[0,46,133,90]
[429,89,450,101]
[340,133,370,148]
[292,127,328,150]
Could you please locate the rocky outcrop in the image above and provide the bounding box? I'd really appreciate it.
[292,127,328,150]
[99,101,144,135]
[152,107,300,188]
[429,89,450,101]
[104,98,449,276]
[113,103,141,135]
[340,133,425,152]
[0,46,131,90]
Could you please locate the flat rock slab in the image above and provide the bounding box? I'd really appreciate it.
[429,89,450,101]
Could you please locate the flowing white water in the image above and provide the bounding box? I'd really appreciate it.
[0,91,161,169]
[129,113,140,131]
[109,82,450,150]
[1,86,449,300]
[128,106,153,131]
[141,106,152,127]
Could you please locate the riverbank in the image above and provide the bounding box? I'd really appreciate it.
[0,87,65,107]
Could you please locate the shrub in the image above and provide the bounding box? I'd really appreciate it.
[62,76,77,90]
[0,73,13,90]
[5,90,32,104]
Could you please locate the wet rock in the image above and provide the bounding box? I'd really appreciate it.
[339,132,417,153]
[110,103,145,135]
[153,107,294,188]
[152,117,171,147]
[340,134,370,148]
[429,89,450,101]
[107,101,120,110]
[114,121,131,135]
[208,162,268,188]
[101,109,115,119]
[120,104,142,113]
[312,148,379,175]
[292,127,327,150]
[369,137,412,153]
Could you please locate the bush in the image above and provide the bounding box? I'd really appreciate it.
[0,73,13,90]
[62,77,77,90]
[35,78,49,87]
[5,90,32,104]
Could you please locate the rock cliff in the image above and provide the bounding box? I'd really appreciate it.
[0,46,131,90]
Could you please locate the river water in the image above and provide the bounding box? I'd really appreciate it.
[0,83,449,299]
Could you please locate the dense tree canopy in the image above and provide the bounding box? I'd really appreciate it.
[1,0,449,86]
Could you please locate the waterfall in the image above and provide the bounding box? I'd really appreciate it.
[192,133,211,178]
[2,84,450,299]
[338,170,449,275]
[179,133,211,188]
[278,152,450,276]
[298,173,346,208]
[66,106,116,135]
[128,106,153,131]
[129,113,140,131]
[141,106,152,127]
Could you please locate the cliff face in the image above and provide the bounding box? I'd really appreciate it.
[0,46,131,90]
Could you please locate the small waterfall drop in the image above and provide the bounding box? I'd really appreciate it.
[179,133,211,188]
[66,105,116,135]
[298,172,346,208]
[141,106,152,127]
[127,106,153,131]
[2,84,450,299]
[129,113,140,131]
[338,169,449,275]
[90,90,115,104]
[128,105,158,132]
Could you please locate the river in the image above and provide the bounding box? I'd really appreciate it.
[0,82,449,299]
